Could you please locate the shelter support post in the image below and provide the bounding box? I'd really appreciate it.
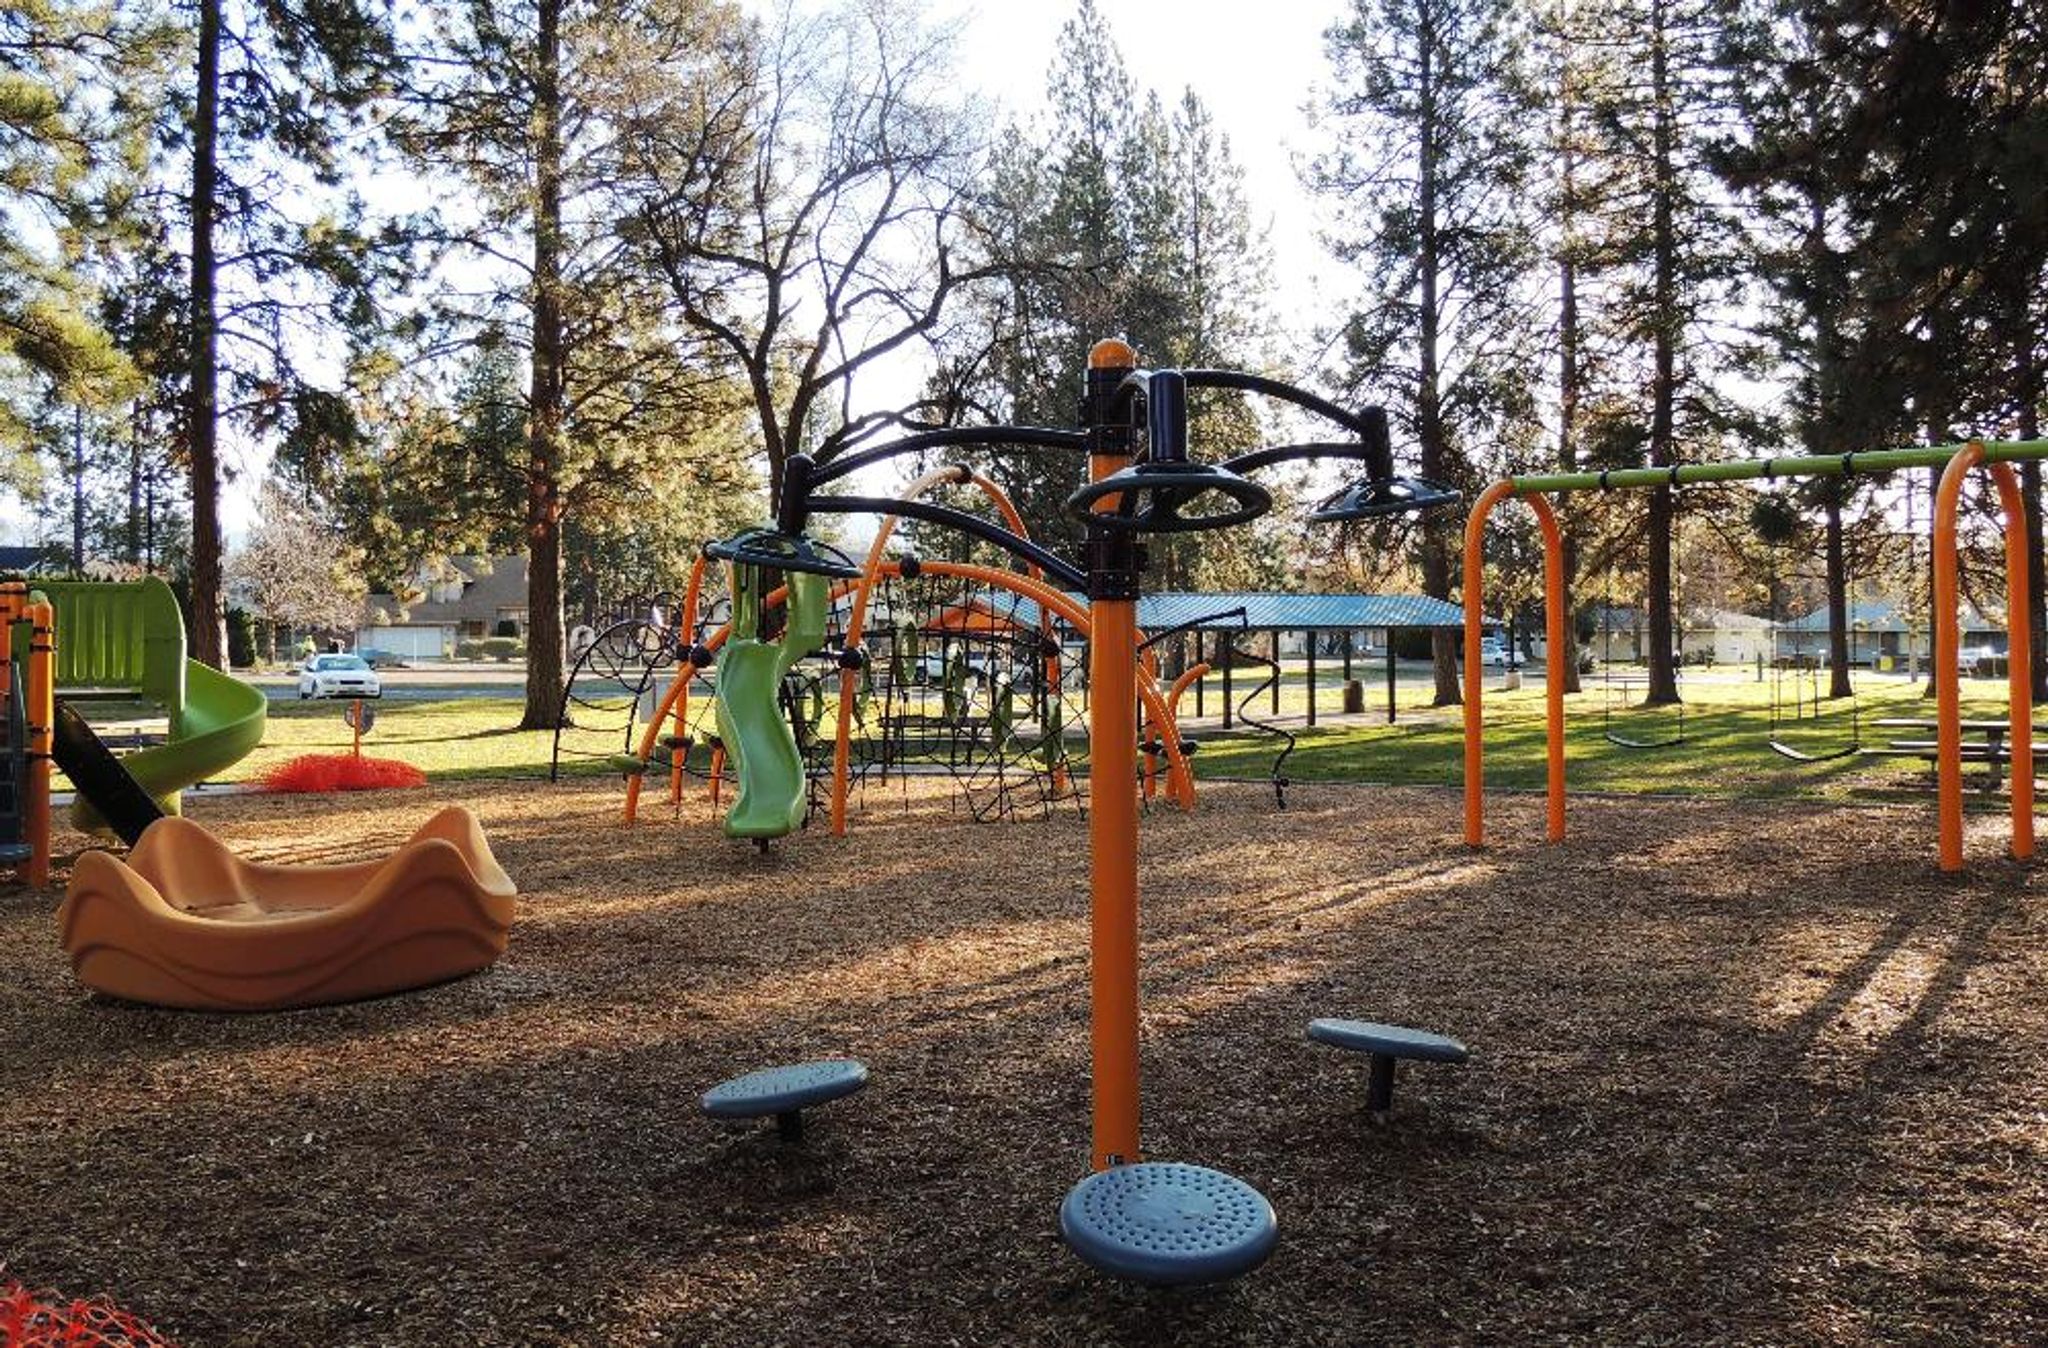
[1385,637,1396,724]
[1306,633,1317,727]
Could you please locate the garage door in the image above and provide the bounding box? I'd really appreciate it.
[362,626,445,660]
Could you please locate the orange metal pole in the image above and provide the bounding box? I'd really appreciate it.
[670,555,708,808]
[1527,493,1569,842]
[1088,592,1141,1169]
[1462,481,1515,846]
[1990,462,2034,859]
[27,600,53,886]
[1085,336,1140,1171]
[1933,445,1974,872]
[1463,483,1569,846]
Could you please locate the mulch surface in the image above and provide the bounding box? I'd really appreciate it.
[3,779,2045,1346]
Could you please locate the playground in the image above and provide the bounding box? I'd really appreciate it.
[2,776,2043,1342]
[5,351,2048,1344]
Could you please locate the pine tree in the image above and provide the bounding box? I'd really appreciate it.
[1311,0,1541,705]
[390,0,749,728]
[1566,0,1755,704]
[169,0,399,668]
[945,2,1280,587]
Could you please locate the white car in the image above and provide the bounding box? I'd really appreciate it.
[1478,636,1510,667]
[1957,646,2003,677]
[297,653,382,700]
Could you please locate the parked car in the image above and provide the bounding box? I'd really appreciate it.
[297,653,382,700]
[1957,645,2004,677]
[909,652,990,686]
[1478,635,1510,667]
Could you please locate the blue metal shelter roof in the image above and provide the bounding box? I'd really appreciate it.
[1135,592,1465,631]
[846,589,1465,632]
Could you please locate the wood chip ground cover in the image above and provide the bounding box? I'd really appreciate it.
[2,780,2043,1345]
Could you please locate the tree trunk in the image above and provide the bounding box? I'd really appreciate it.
[2022,404,2045,701]
[187,0,226,668]
[1642,0,1679,705]
[126,415,143,564]
[519,0,568,731]
[1824,498,1852,697]
[1555,105,1583,695]
[1415,5,1460,706]
[70,406,86,569]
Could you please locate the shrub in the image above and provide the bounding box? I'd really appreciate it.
[226,607,258,667]
[481,636,519,661]
[455,638,485,660]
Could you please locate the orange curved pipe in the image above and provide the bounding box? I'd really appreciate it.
[1933,444,2033,870]
[1463,483,1567,846]
[623,554,707,824]
[823,474,1179,830]
[1163,662,1210,806]
[622,559,1187,834]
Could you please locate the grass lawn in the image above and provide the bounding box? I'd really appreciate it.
[1194,668,2032,804]
[54,667,2034,810]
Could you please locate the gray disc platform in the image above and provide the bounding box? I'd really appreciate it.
[1059,1162,1278,1286]
[1306,1019,1469,1063]
[702,1059,869,1139]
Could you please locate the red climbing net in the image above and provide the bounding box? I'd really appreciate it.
[259,753,428,793]
[0,1279,177,1347]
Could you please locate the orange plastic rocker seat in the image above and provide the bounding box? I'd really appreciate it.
[58,806,517,1011]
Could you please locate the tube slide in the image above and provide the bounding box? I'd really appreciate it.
[715,568,828,841]
[69,660,267,832]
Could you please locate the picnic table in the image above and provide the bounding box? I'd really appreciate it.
[1867,717,2042,793]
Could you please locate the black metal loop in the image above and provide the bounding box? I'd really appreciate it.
[703,528,861,579]
[1063,462,1272,534]
[1308,475,1460,523]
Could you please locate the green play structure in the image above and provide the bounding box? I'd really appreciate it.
[36,577,267,833]
[712,553,828,842]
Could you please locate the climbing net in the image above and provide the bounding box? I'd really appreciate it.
[550,611,685,781]
[834,565,1086,823]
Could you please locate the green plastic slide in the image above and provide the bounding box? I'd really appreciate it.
[35,578,267,831]
[713,563,827,841]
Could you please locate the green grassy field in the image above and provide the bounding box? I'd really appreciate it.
[55,668,2031,808]
[1195,669,2026,803]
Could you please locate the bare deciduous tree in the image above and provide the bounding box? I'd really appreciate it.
[630,0,998,506]
[228,479,368,659]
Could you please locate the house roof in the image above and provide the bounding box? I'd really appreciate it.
[364,555,529,626]
[0,545,59,574]
[1777,597,1996,633]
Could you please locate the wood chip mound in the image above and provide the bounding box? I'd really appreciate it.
[2,779,2043,1344]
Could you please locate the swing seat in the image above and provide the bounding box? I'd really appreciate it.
[1767,739,1861,763]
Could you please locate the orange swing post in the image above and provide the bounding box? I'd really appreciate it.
[1932,442,2034,871]
[1462,484,1567,847]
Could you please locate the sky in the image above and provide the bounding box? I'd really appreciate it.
[4,0,1350,552]
[833,0,1348,514]
[931,0,1340,324]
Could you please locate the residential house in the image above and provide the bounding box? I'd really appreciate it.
[359,556,529,661]
[1773,596,2002,669]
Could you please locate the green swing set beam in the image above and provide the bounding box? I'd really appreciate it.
[1506,438,2048,496]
